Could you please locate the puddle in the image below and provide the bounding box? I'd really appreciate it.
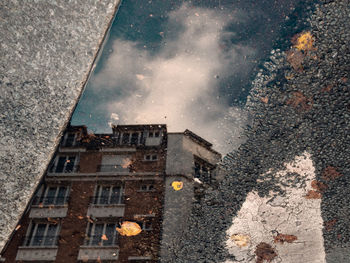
[2,0,350,262]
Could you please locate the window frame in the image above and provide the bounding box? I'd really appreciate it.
[24,221,61,247]
[93,184,124,205]
[50,155,79,173]
[84,222,119,247]
[143,154,158,162]
[33,184,70,206]
[139,184,155,192]
[62,132,77,147]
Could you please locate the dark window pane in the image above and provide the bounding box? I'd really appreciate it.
[56,186,67,205]
[45,187,56,205]
[100,186,110,204]
[92,224,103,245]
[194,162,201,177]
[104,224,115,246]
[122,133,130,144]
[110,186,121,204]
[65,133,75,147]
[26,224,35,246]
[44,224,58,246]
[55,157,66,173]
[32,224,46,246]
[86,223,93,245]
[131,133,139,145]
[155,131,159,137]
[64,156,75,172]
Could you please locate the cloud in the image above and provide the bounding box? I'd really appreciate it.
[91,3,254,154]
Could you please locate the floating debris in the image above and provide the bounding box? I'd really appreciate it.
[305,190,322,199]
[171,181,183,191]
[294,32,314,52]
[116,221,142,236]
[255,242,277,263]
[322,166,343,181]
[230,234,250,247]
[274,234,297,244]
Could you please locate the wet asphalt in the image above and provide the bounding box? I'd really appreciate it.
[170,0,350,262]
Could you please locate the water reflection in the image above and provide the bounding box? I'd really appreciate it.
[1,124,220,262]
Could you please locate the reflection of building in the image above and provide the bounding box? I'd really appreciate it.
[0,124,221,262]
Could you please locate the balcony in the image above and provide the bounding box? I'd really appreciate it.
[97,165,129,173]
[16,236,58,261]
[30,196,69,218]
[78,246,119,261]
[87,196,125,218]
[47,165,80,175]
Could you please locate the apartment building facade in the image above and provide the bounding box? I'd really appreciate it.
[0,124,221,263]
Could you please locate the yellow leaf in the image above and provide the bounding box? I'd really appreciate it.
[171,181,183,191]
[230,234,250,247]
[294,32,313,51]
[101,234,108,240]
[116,221,142,236]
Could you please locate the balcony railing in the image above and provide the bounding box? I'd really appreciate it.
[22,235,59,247]
[48,165,80,174]
[83,235,118,247]
[90,195,124,205]
[32,196,69,206]
[97,165,129,173]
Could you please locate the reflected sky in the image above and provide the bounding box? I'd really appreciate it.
[71,0,305,154]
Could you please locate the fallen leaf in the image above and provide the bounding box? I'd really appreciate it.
[260,97,269,104]
[311,180,328,192]
[171,181,183,191]
[255,242,277,263]
[285,74,294,80]
[325,219,337,231]
[322,84,333,92]
[322,166,343,181]
[15,225,21,231]
[286,49,305,71]
[230,234,250,247]
[305,190,322,199]
[274,234,297,244]
[122,158,133,168]
[341,77,348,83]
[101,234,108,241]
[286,91,313,111]
[116,221,142,236]
[77,216,84,220]
[294,32,314,51]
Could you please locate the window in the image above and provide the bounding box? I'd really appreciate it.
[50,156,77,173]
[85,222,118,246]
[24,222,60,247]
[122,133,130,144]
[62,133,76,147]
[148,132,153,138]
[139,184,154,192]
[99,154,131,172]
[130,132,139,145]
[93,185,123,205]
[193,157,215,183]
[135,220,152,231]
[154,131,160,137]
[33,185,69,206]
[144,154,158,161]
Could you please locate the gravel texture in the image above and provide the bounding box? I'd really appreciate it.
[0,0,120,251]
[171,0,350,262]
